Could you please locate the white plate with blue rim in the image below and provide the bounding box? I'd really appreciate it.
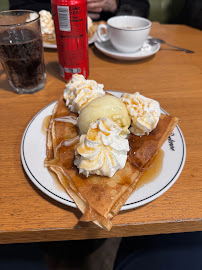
[94,37,160,60]
[21,91,186,211]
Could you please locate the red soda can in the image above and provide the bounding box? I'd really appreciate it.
[51,0,89,81]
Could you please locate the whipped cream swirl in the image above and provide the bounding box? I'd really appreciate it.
[121,92,161,136]
[39,10,55,36]
[63,74,105,113]
[74,117,129,177]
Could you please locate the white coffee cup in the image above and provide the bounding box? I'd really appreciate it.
[97,16,151,53]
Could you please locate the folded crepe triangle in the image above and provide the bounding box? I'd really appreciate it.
[45,96,178,230]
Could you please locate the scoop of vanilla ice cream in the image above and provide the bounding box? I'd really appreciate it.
[77,95,131,135]
[121,92,161,136]
[39,10,55,36]
[63,74,105,113]
[74,117,129,177]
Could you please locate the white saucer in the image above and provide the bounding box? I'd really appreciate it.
[21,91,186,211]
[94,38,160,60]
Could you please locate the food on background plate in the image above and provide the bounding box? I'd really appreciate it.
[39,10,98,44]
[39,10,56,43]
[87,17,106,40]
[87,16,95,40]
[45,74,178,230]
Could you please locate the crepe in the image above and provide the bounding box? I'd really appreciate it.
[45,96,178,230]
[42,34,56,44]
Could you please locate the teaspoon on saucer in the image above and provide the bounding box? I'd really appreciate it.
[148,38,194,53]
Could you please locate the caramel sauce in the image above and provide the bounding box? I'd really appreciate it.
[118,174,133,186]
[136,149,164,189]
[44,110,165,193]
[44,112,86,189]
[41,115,51,135]
[55,137,79,169]
[87,126,98,141]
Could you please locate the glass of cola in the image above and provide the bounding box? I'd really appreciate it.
[0,10,46,94]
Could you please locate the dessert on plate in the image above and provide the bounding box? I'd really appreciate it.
[39,10,56,44]
[45,74,178,230]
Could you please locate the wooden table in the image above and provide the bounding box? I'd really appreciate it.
[1,23,202,244]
